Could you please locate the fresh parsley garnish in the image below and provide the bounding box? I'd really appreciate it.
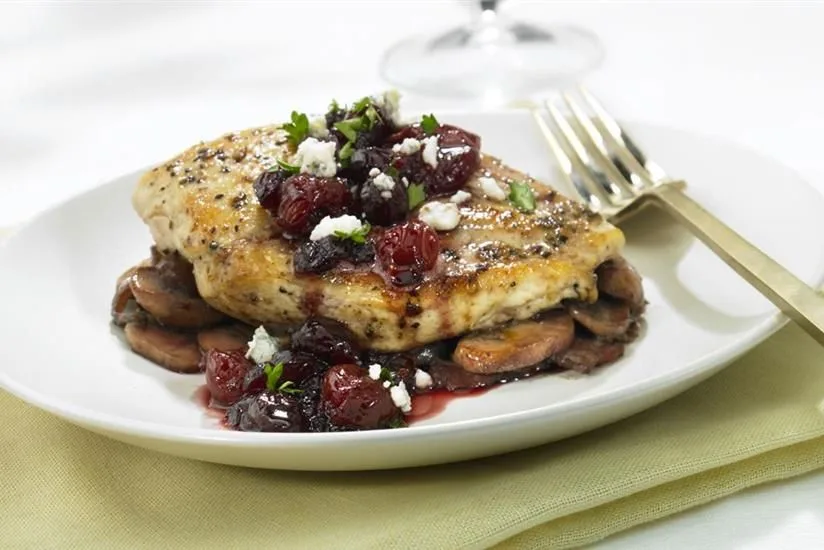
[278,381,303,395]
[364,105,381,128]
[508,181,536,213]
[351,96,372,114]
[263,363,304,394]
[338,141,354,163]
[388,417,407,429]
[334,117,364,142]
[329,99,341,113]
[283,111,310,148]
[379,367,392,382]
[334,222,371,245]
[275,158,300,174]
[407,183,426,210]
[420,113,439,135]
[264,362,284,391]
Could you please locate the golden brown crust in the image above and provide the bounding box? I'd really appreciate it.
[132,124,625,351]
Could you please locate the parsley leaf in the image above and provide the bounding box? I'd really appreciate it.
[364,105,381,129]
[388,417,407,429]
[334,222,371,245]
[338,141,354,162]
[379,367,392,382]
[275,159,300,174]
[329,99,341,113]
[334,117,364,142]
[278,381,303,395]
[420,113,439,135]
[508,181,536,213]
[407,183,426,210]
[283,111,310,148]
[263,362,284,391]
[351,96,372,114]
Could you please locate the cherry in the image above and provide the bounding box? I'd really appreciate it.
[359,172,408,226]
[203,349,251,405]
[321,364,400,429]
[291,317,362,365]
[387,124,481,196]
[241,391,307,432]
[253,168,290,213]
[276,174,351,236]
[376,220,440,286]
[293,236,375,275]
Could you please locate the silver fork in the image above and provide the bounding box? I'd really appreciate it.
[531,87,824,347]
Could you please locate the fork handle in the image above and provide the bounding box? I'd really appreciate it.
[649,183,824,345]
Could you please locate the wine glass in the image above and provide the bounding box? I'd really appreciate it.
[379,0,604,105]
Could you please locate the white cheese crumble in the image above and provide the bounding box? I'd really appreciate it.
[392,137,422,155]
[414,369,434,390]
[308,116,329,139]
[383,380,391,388]
[373,172,396,191]
[449,190,472,204]
[294,137,337,177]
[418,201,461,231]
[401,177,410,187]
[390,381,412,413]
[372,89,403,125]
[309,214,364,241]
[368,167,381,177]
[368,364,382,381]
[245,326,278,364]
[421,136,439,168]
[479,176,507,201]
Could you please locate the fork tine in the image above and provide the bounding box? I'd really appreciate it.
[560,92,640,196]
[543,98,629,207]
[578,86,667,186]
[529,108,609,212]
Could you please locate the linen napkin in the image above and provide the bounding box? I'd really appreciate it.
[2,321,824,549]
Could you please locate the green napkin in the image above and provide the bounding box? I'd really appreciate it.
[2,322,824,549]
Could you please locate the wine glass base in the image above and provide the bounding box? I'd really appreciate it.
[379,23,604,103]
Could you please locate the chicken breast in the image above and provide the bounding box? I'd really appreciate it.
[132,124,625,351]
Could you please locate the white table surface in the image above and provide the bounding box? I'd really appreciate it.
[2,1,823,548]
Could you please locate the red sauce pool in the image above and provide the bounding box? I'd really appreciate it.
[194,384,491,429]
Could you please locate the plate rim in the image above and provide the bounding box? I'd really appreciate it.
[1,115,822,451]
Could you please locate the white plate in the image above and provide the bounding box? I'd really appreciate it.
[1,111,823,471]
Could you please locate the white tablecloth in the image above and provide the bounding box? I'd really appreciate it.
[2,2,823,547]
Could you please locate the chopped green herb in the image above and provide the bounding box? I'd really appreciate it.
[328,99,340,113]
[407,183,426,210]
[283,111,310,148]
[263,362,284,391]
[278,381,303,395]
[351,96,372,114]
[275,158,300,174]
[379,367,392,382]
[384,165,399,179]
[334,222,371,245]
[364,105,381,128]
[338,141,354,162]
[508,181,536,213]
[388,417,407,429]
[420,113,439,135]
[334,117,364,142]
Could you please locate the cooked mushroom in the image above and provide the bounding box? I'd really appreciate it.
[452,311,575,374]
[124,323,202,373]
[129,266,225,329]
[555,338,625,374]
[565,299,632,339]
[596,258,645,312]
[197,325,252,353]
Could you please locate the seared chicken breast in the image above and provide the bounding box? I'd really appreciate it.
[132,124,624,351]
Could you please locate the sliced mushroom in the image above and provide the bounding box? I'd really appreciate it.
[427,360,509,391]
[129,266,225,329]
[124,323,202,373]
[566,299,632,339]
[555,338,625,374]
[596,258,645,312]
[453,311,575,374]
[198,325,252,353]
